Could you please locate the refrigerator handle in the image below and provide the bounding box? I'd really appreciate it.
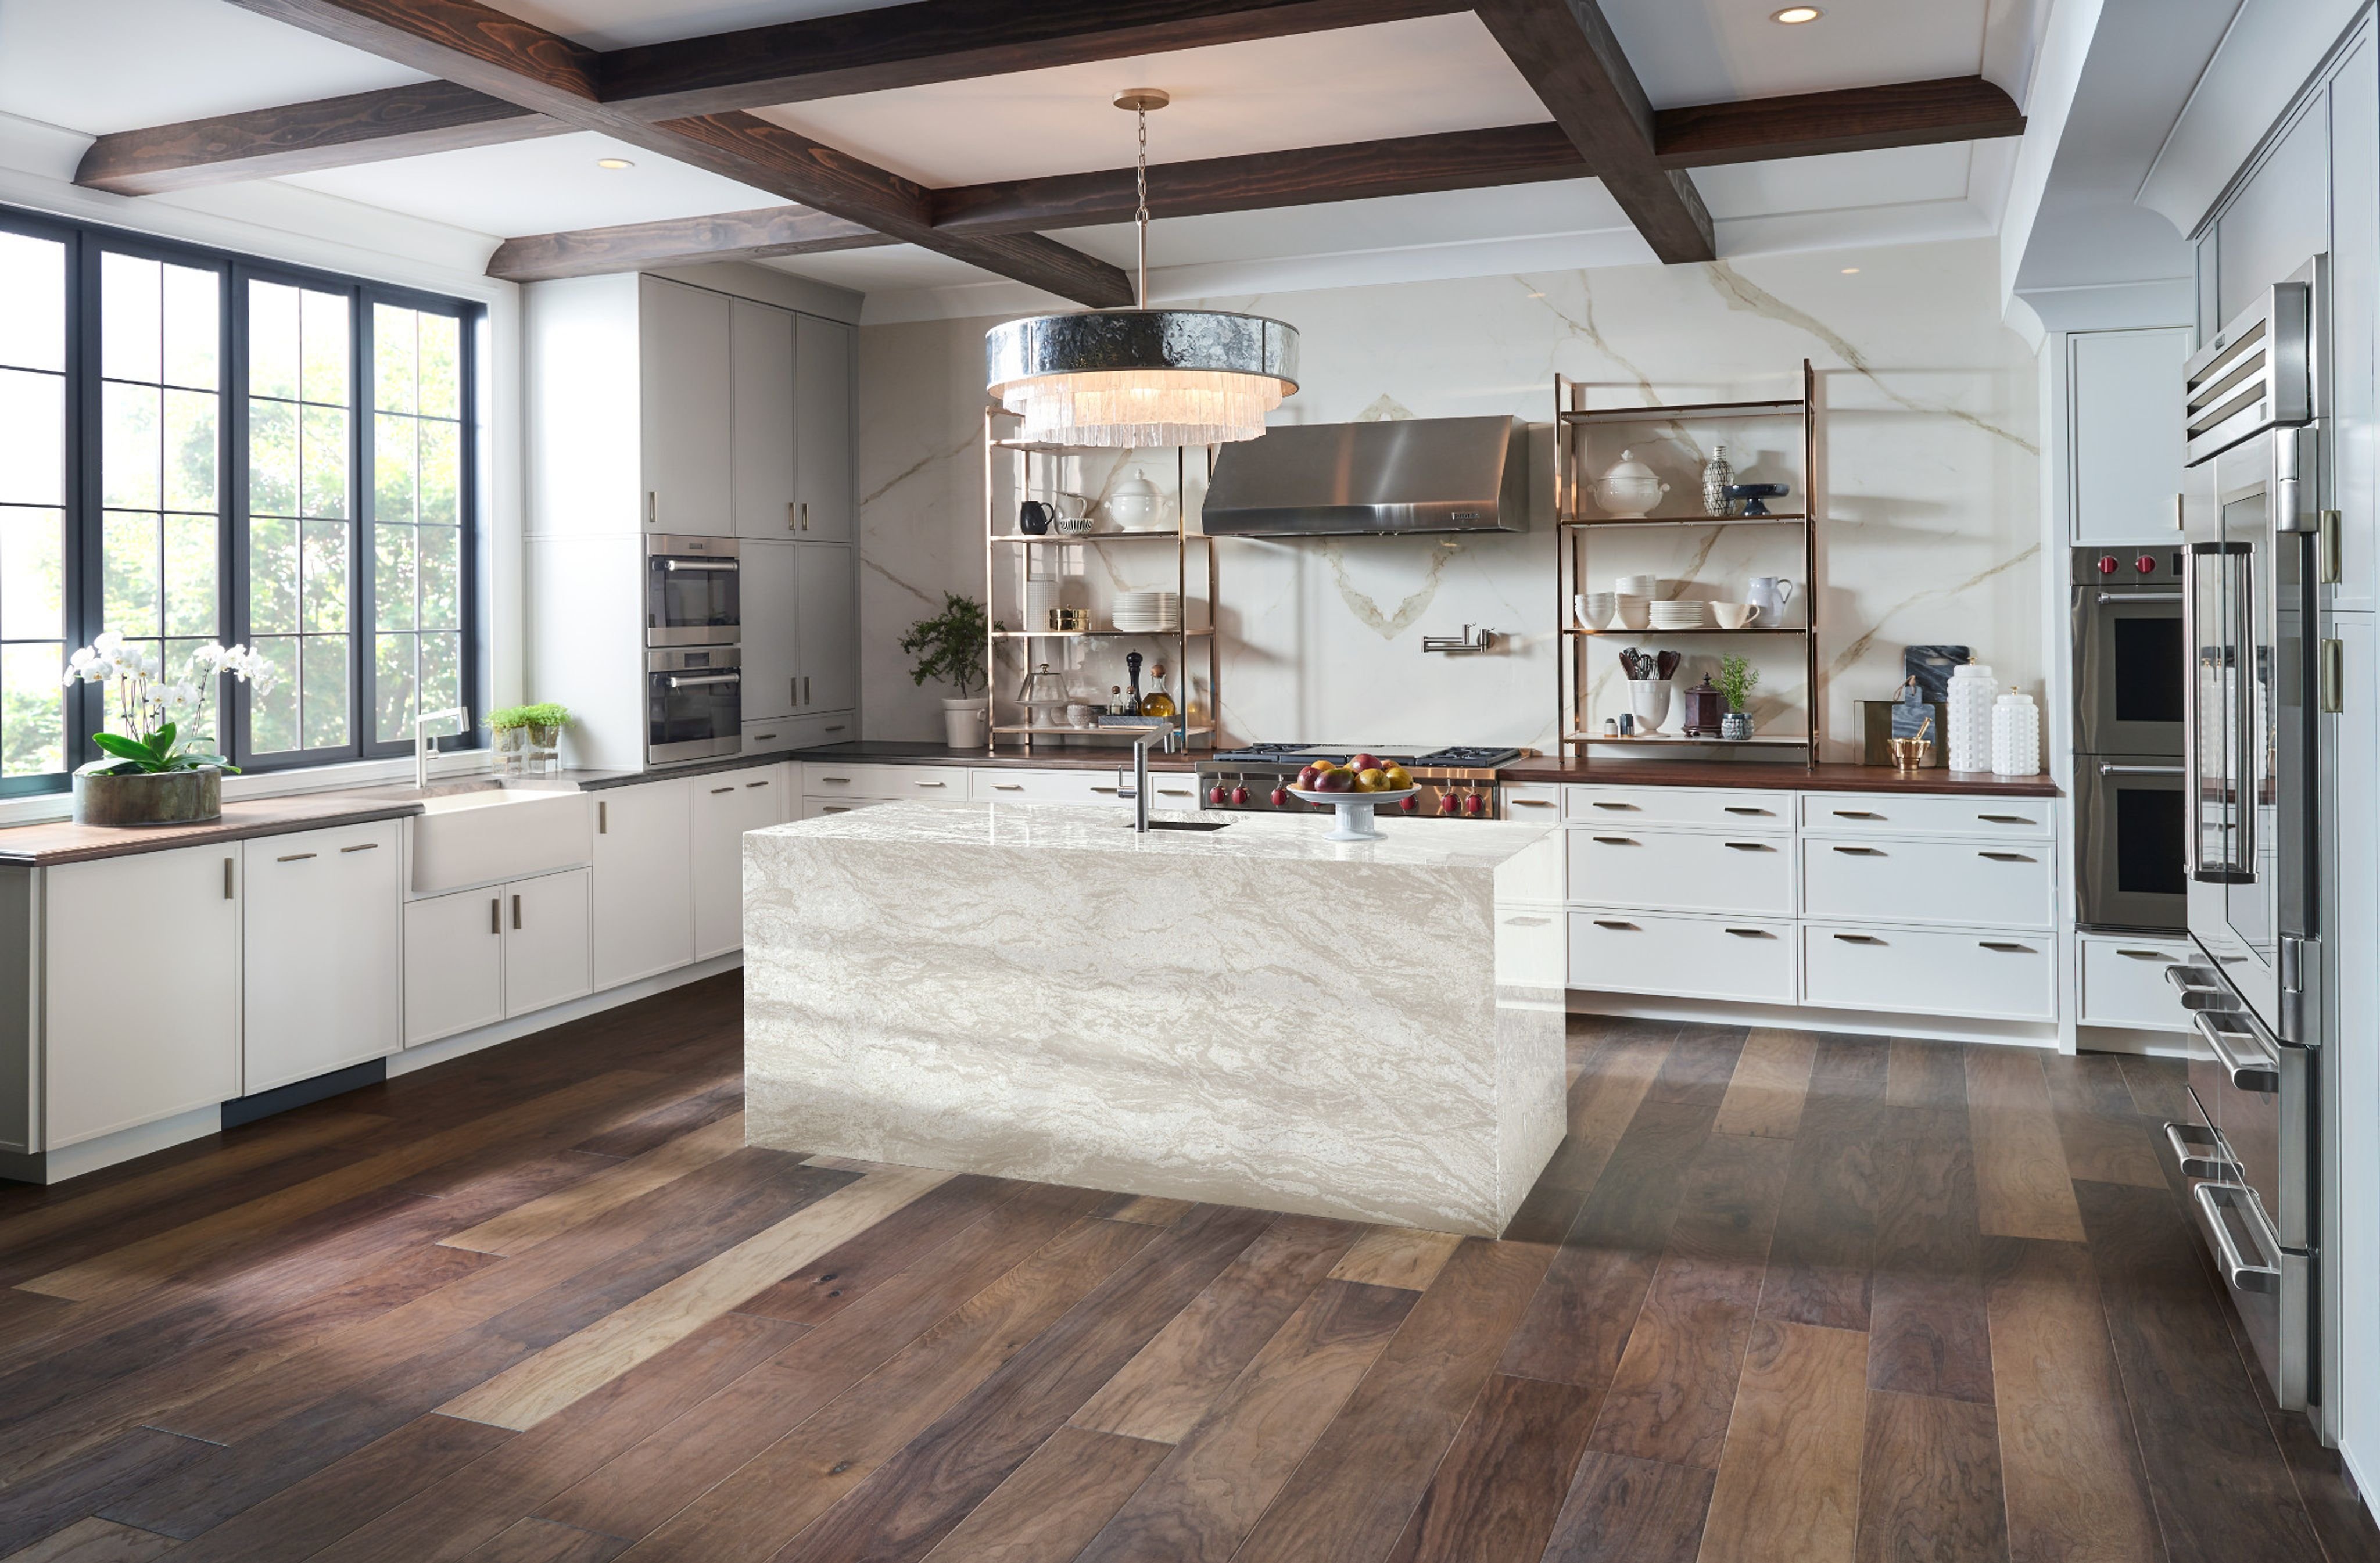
[2181,542,2201,880]
[2234,545,2256,884]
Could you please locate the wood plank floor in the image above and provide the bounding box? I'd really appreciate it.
[0,977,2370,1563]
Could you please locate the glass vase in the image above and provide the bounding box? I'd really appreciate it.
[495,726,528,776]
[526,722,562,776]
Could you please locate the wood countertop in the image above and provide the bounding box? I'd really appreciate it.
[1497,757,2062,798]
[0,794,424,867]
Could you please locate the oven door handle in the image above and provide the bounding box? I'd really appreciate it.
[2098,590,2183,604]
[664,672,742,688]
[662,558,740,572]
[2097,762,2184,776]
[2193,1010,2282,1089]
[2193,1183,2282,1293]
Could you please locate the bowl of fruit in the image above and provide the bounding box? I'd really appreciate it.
[1285,755,1418,841]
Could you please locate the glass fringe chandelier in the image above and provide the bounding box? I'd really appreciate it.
[985,88,1299,448]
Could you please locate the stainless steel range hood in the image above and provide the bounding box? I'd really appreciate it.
[1201,416,1528,537]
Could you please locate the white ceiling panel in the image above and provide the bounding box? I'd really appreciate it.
[278,132,783,237]
[0,0,432,135]
[1696,142,1974,221]
[751,13,1547,188]
[760,243,991,295]
[1603,0,1991,108]
[481,0,908,50]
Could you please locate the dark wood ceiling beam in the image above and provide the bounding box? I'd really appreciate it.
[597,0,1472,119]
[218,0,1130,306]
[1472,0,1713,264]
[1653,76,2026,169]
[488,206,890,282]
[75,81,562,195]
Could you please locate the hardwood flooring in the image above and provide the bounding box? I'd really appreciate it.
[0,978,2367,1562]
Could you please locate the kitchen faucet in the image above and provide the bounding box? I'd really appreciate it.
[1119,726,1182,833]
[414,705,469,791]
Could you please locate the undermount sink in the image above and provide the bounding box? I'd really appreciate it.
[357,784,593,893]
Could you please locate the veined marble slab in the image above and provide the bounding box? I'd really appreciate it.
[744,802,1565,1235]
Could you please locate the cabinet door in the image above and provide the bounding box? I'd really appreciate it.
[242,822,401,1093]
[592,781,693,990]
[404,888,504,1046]
[2070,328,2191,544]
[794,315,853,542]
[639,277,732,535]
[795,542,856,713]
[44,844,239,1147]
[506,869,593,1017]
[740,538,800,722]
[691,777,750,959]
[737,762,791,830]
[732,299,799,539]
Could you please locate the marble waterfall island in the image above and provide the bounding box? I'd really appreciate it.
[744,802,1565,1235]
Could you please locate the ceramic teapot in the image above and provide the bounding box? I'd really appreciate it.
[1596,450,1669,518]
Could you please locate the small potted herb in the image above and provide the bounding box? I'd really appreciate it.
[64,634,267,825]
[490,702,569,775]
[901,594,996,748]
[1716,654,1759,740]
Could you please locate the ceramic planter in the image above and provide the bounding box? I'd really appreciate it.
[1721,711,1754,741]
[73,766,222,826]
[943,696,990,749]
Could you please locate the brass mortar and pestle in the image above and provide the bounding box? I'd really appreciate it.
[1888,714,1934,774]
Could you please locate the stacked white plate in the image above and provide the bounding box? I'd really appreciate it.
[1112,590,1181,632]
[1648,600,1708,630]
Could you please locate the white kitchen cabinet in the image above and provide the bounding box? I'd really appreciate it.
[732,298,798,539]
[1801,835,2055,929]
[1570,909,1795,1003]
[795,314,854,542]
[639,277,732,535]
[795,542,856,714]
[741,539,800,722]
[2077,933,2196,1031]
[1563,786,1793,830]
[1804,923,2055,1021]
[241,821,402,1094]
[592,780,694,990]
[1798,792,2051,838]
[802,762,967,801]
[1567,827,1795,917]
[2069,328,2191,544]
[43,844,240,1147]
[404,886,504,1046]
[505,869,592,1016]
[693,768,786,959]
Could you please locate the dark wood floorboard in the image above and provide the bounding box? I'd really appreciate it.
[0,983,2352,1563]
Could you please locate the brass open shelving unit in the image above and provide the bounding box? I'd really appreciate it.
[1554,361,1820,762]
[981,407,1220,753]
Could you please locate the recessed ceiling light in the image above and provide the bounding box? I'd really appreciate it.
[1841,267,1861,274]
[596,157,635,170]
[1772,6,1823,21]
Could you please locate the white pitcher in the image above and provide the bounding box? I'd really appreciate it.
[1747,576,1796,625]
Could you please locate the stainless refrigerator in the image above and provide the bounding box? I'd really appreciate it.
[2170,259,2324,1411]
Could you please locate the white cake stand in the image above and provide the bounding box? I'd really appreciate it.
[1286,786,1420,842]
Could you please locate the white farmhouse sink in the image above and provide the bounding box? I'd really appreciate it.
[399,787,593,894]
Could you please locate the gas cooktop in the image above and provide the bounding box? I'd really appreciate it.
[1206,743,1522,770]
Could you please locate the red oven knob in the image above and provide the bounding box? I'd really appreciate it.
[1438,792,1459,816]
[2096,554,2120,575]
[1400,794,1419,813]
[1462,791,1485,817]
[2135,554,2157,575]
[1270,787,1288,808]
[1208,784,1228,805]
[1231,784,1249,806]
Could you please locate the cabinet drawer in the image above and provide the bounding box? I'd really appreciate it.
[1565,786,1793,830]
[801,763,966,800]
[1567,827,1794,915]
[1804,923,2053,1021]
[1496,908,1565,988]
[1503,783,1561,822]
[800,796,876,819]
[1800,793,2051,838]
[1802,836,2052,928]
[1570,910,1796,1003]
[744,712,853,752]
[969,768,1115,804]
[2080,935,2196,1030]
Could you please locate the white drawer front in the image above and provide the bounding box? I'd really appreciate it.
[1565,786,1794,830]
[749,712,855,752]
[1800,792,2051,838]
[1496,908,1566,988]
[1503,783,1561,822]
[801,763,967,800]
[800,796,878,819]
[1802,836,2053,928]
[1571,910,1796,1003]
[1567,827,1794,915]
[1804,923,2053,1021]
[970,768,1107,804]
[2080,935,2196,1030]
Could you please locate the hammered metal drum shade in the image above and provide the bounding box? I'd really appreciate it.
[985,309,1299,447]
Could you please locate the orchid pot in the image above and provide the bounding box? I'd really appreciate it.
[64,634,266,827]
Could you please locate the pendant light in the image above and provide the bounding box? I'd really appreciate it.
[985,89,1299,447]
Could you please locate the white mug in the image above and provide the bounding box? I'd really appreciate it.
[1711,601,1760,630]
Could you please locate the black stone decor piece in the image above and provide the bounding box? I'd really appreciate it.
[1904,644,1970,703]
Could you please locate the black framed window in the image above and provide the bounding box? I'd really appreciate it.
[0,203,482,791]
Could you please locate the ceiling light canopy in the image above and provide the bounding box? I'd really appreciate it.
[985,88,1299,448]
[1770,6,1823,21]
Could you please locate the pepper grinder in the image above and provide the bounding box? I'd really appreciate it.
[1123,650,1144,715]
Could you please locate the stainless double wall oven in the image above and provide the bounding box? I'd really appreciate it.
[2169,264,2322,1413]
[2072,545,2188,930]
[646,533,741,762]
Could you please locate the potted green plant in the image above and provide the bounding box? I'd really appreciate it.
[490,702,569,775]
[64,634,266,826]
[901,594,995,748]
[1715,653,1759,740]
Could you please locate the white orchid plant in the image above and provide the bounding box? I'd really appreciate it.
[63,633,268,776]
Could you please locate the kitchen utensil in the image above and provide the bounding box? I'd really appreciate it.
[1725,482,1790,515]
[1285,786,1420,843]
[1616,573,1659,598]
[1711,601,1759,629]
[1596,451,1669,518]
[1861,698,1947,765]
[1628,679,1673,734]
[1746,577,1796,625]
[1888,736,1933,773]
[1019,500,1054,535]
[1947,661,1995,770]
[1655,649,1682,681]
[1615,594,1651,630]
[1681,676,1725,736]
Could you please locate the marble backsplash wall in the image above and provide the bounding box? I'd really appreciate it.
[856,236,2041,761]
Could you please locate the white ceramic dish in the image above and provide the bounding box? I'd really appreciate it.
[1285,786,1421,843]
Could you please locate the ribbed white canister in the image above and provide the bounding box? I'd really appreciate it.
[1947,662,1995,772]
[1992,687,2042,776]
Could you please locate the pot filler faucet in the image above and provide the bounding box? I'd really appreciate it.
[414,706,469,791]
[1120,727,1182,833]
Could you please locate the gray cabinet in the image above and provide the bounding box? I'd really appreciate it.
[741,539,800,722]
[639,277,733,535]
[795,315,854,542]
[2069,328,2191,544]
[795,542,856,715]
[732,298,799,540]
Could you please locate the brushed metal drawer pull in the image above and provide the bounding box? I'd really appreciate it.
[2164,1121,2235,1181]
[224,857,234,898]
[2193,1183,2281,1293]
[825,724,847,733]
[1592,919,1640,931]
[490,897,500,934]
[1722,841,1772,852]
[746,779,769,788]
[1978,851,2036,862]
[1722,805,1772,815]
[751,733,778,742]
[1091,786,1120,795]
[1832,809,1884,819]
[1978,941,2035,953]
[1590,800,1639,810]
[339,842,378,853]
[1831,845,1884,856]
[1510,798,1555,808]
[512,894,522,930]
[1723,927,1775,938]
[1978,812,2038,823]
[1504,916,1551,927]
[818,776,851,784]
[993,783,1024,791]
[915,780,947,788]
[276,851,317,862]
[1591,836,1638,845]
[1833,933,1885,944]
[598,800,608,834]
[2117,948,2170,960]
[711,786,734,794]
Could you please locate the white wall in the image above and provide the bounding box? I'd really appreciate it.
[858,235,2041,761]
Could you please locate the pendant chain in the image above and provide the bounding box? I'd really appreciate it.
[1135,107,1150,309]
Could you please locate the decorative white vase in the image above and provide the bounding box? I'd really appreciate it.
[1596,450,1669,518]
[1992,687,2041,776]
[1947,662,1995,772]
[1628,679,1673,735]
[942,696,989,749]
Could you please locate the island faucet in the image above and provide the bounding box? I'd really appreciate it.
[414,705,469,791]
[1120,727,1182,833]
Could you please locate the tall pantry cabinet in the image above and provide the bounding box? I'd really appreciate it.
[524,273,860,770]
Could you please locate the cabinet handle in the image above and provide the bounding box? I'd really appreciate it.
[1722,841,1772,852]
[1091,785,1120,794]
[1504,915,1551,927]
[490,897,501,934]
[2323,636,2345,713]
[276,851,316,862]
[338,842,378,854]
[224,857,235,899]
[1722,806,1772,815]
[752,732,778,743]
[1593,919,1639,930]
[1832,809,1884,819]
[711,785,734,794]
[1590,836,1638,845]
[746,779,769,788]
[914,780,947,788]
[1978,941,2034,953]
[787,501,800,533]
[1978,851,2035,862]
[825,723,847,733]
[1724,927,1775,938]
[1158,787,1191,797]
[1833,933,1885,944]
[2117,948,2170,960]
[1510,798,1554,808]
[1832,845,1884,856]
[646,492,656,525]
[992,783,1024,791]
[818,776,850,784]
[1977,813,2035,823]
[804,676,812,704]
[512,894,522,930]
[598,800,607,834]
[1590,801,1638,811]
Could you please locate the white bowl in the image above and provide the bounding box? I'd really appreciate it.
[1615,593,1651,630]
[1615,574,1660,598]
[1574,593,1615,632]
